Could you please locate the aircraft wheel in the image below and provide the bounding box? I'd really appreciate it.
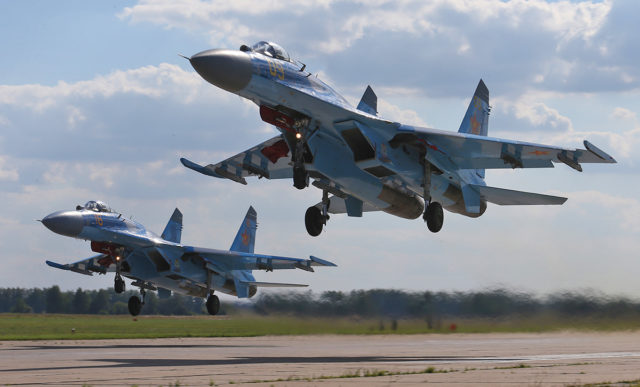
[128,296,142,316]
[206,295,220,315]
[424,202,444,233]
[114,275,125,294]
[305,206,324,237]
[293,166,308,190]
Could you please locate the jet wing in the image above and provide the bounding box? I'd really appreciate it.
[395,126,616,171]
[46,254,115,276]
[180,135,293,184]
[192,248,336,273]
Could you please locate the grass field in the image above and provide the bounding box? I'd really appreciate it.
[1,313,639,340]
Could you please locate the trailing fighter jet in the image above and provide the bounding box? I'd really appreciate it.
[42,200,335,316]
[180,41,616,236]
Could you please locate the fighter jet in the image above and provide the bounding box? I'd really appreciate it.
[181,41,616,236]
[42,200,335,316]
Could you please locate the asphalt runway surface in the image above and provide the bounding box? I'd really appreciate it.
[2,332,640,386]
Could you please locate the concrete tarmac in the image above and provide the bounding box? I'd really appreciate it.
[2,332,640,386]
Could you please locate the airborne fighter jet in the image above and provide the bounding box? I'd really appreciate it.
[42,201,335,316]
[181,41,616,236]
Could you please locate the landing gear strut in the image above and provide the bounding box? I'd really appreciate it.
[305,190,329,237]
[422,159,444,233]
[206,294,220,315]
[293,133,309,190]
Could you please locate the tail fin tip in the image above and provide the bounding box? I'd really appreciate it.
[161,208,183,243]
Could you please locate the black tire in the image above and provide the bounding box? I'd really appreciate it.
[128,296,142,316]
[114,276,125,294]
[293,166,308,190]
[424,202,444,233]
[206,295,220,315]
[305,206,323,237]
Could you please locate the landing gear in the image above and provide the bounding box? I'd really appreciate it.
[206,294,220,315]
[422,158,444,233]
[128,296,142,316]
[424,202,444,233]
[305,190,329,237]
[292,128,309,190]
[114,273,125,294]
[305,206,324,236]
[128,287,146,316]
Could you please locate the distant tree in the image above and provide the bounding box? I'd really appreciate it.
[143,292,159,315]
[26,288,46,313]
[72,288,91,314]
[89,289,110,314]
[111,301,129,315]
[45,286,64,313]
[11,297,32,313]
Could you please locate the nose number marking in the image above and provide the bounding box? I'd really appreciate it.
[267,59,285,80]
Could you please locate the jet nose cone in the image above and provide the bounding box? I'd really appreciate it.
[42,211,84,237]
[190,49,252,93]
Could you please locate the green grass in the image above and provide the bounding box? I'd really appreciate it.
[1,313,639,340]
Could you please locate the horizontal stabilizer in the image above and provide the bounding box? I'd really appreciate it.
[310,255,337,267]
[471,184,567,206]
[241,281,308,288]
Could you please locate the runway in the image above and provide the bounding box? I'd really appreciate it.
[2,332,640,386]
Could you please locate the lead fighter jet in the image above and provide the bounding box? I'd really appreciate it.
[42,201,335,316]
[181,41,616,236]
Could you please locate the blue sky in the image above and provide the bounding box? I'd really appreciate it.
[1,0,639,299]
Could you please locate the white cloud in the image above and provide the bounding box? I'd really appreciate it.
[0,64,204,112]
[497,93,573,132]
[0,156,18,181]
[569,190,640,234]
[611,107,637,121]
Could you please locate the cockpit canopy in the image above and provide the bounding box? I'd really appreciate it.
[242,41,291,62]
[82,200,114,213]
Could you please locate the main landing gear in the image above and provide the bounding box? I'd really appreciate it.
[128,288,145,316]
[305,190,330,237]
[206,294,220,315]
[422,159,444,233]
[424,201,443,233]
[128,281,154,316]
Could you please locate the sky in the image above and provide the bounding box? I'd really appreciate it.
[1,0,639,299]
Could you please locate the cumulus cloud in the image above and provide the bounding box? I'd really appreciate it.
[116,0,640,97]
[611,107,637,121]
[0,156,19,181]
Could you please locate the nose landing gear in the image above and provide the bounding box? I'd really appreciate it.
[114,273,125,294]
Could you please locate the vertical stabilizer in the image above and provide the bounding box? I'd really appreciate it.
[458,79,489,136]
[161,208,183,243]
[357,85,378,115]
[458,79,490,178]
[230,206,257,254]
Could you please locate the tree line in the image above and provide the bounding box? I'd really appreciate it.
[2,286,640,318]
